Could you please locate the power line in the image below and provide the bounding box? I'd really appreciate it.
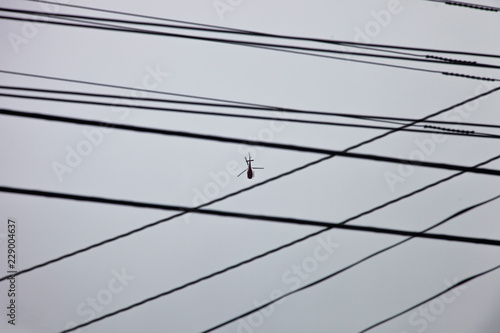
[0,156,336,283]
[198,194,500,333]
[359,263,500,332]
[2,70,498,133]
[5,7,496,71]
[54,152,500,332]
[0,81,494,332]
[21,0,500,58]
[0,70,277,110]
[2,9,499,81]
[424,0,500,12]
[235,41,497,83]
[2,108,500,175]
[0,70,497,332]
[1,92,495,139]
[14,0,500,82]
[0,78,496,285]
[2,84,498,132]
[0,73,495,285]
[0,185,497,264]
[0,71,492,284]
[203,263,500,333]
[24,0,248,33]
[2,163,500,284]
[5,1,498,330]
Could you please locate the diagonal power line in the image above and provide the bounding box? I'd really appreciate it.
[1,184,499,284]
[2,2,496,330]
[1,7,494,70]
[1,92,495,138]
[199,193,500,333]
[12,0,500,67]
[1,84,500,131]
[2,8,500,81]
[423,0,500,12]
[1,69,498,135]
[2,108,500,175]
[205,263,500,333]
[359,263,500,332]
[22,0,500,58]
[54,82,500,331]
[0,70,278,110]
[57,190,500,333]
[0,72,497,332]
[0,77,497,284]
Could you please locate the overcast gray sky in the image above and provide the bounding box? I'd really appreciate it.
[1,0,500,332]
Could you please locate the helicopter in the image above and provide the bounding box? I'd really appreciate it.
[237,153,264,179]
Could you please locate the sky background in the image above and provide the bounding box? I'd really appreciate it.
[0,0,500,332]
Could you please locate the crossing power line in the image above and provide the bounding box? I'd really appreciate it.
[0,185,498,256]
[2,7,500,82]
[424,0,500,12]
[204,262,500,333]
[1,91,496,139]
[18,0,500,58]
[359,263,500,332]
[57,192,500,333]
[0,74,497,285]
[2,3,499,332]
[1,84,499,132]
[2,108,500,175]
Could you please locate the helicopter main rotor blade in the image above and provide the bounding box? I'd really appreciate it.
[237,168,247,177]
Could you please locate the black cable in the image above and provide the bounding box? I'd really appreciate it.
[0,153,499,287]
[424,0,500,12]
[0,70,277,111]
[2,152,500,286]
[231,40,497,84]
[0,156,335,283]
[5,7,500,71]
[0,80,496,287]
[199,194,500,333]
[204,263,500,333]
[2,70,498,133]
[0,84,277,112]
[359,263,500,332]
[1,92,494,139]
[5,10,498,78]
[0,85,443,123]
[0,12,442,80]
[1,85,497,131]
[55,152,500,333]
[0,69,496,315]
[18,0,500,79]
[2,9,500,81]
[2,108,500,175]
[24,0,250,33]
[5,1,498,326]
[0,79,495,333]
[0,73,495,286]
[0,185,498,256]
[22,0,500,59]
